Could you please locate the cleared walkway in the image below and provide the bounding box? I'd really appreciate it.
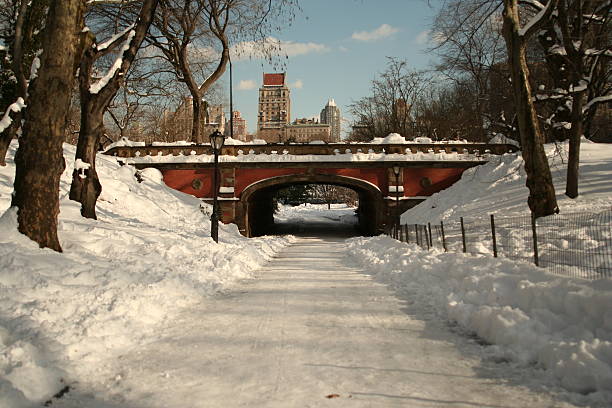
[105,237,575,407]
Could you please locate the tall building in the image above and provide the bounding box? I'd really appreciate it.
[257,73,291,142]
[227,111,248,141]
[320,98,341,142]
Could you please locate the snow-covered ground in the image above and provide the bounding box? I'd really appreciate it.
[400,138,611,223]
[1,137,611,407]
[275,203,357,226]
[0,141,292,408]
[346,139,612,406]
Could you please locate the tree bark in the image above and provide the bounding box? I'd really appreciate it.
[0,118,20,166]
[70,0,158,219]
[191,96,202,143]
[502,0,559,217]
[565,91,584,198]
[0,0,33,166]
[11,0,85,252]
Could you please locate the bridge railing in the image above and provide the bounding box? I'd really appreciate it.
[387,209,612,280]
[104,142,518,159]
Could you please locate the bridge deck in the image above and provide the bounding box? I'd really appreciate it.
[104,142,517,161]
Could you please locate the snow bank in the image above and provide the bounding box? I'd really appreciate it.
[347,235,612,404]
[0,141,292,406]
[401,141,612,225]
[275,203,357,225]
[381,140,612,405]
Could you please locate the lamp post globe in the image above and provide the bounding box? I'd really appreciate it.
[209,130,226,243]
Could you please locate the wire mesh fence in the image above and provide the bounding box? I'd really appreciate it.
[388,209,612,280]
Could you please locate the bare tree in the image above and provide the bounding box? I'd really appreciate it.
[0,0,48,165]
[10,0,85,251]
[532,0,611,198]
[348,58,432,141]
[431,0,507,141]
[69,0,158,219]
[144,0,235,144]
[502,0,559,217]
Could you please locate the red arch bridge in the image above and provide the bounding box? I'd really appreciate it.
[105,142,517,237]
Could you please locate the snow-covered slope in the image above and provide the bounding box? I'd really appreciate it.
[347,140,612,406]
[401,138,611,224]
[0,141,292,408]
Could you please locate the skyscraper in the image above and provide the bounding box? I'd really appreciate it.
[257,73,291,142]
[320,98,341,142]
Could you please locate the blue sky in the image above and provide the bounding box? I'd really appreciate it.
[228,0,442,136]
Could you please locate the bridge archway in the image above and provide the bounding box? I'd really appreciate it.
[239,174,384,237]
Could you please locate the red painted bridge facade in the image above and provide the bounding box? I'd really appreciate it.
[105,142,517,236]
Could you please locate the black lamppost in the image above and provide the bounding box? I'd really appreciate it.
[393,165,401,239]
[210,130,226,243]
[229,56,234,140]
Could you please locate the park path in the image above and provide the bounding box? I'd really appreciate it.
[102,237,574,408]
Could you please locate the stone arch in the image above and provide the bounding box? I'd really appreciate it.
[239,173,385,237]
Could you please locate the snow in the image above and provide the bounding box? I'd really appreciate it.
[400,139,612,224]
[2,134,611,406]
[124,144,491,165]
[0,97,26,133]
[89,29,136,94]
[519,0,553,37]
[0,141,292,407]
[95,24,135,53]
[104,136,146,149]
[274,203,358,228]
[346,236,612,404]
[29,54,40,81]
[371,132,407,144]
[74,158,90,179]
[348,139,612,405]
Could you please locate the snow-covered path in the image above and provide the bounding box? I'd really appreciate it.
[82,237,577,408]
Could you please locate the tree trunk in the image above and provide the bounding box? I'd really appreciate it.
[69,94,104,219]
[191,96,202,144]
[502,0,559,217]
[11,0,84,252]
[565,92,584,198]
[0,118,20,166]
[70,0,158,219]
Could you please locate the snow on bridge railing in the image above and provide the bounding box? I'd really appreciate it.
[103,142,518,160]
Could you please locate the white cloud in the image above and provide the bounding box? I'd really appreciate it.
[231,37,329,61]
[430,31,447,45]
[351,24,400,42]
[339,46,349,52]
[291,79,303,89]
[237,79,256,90]
[415,30,431,45]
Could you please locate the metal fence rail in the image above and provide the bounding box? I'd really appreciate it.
[388,209,612,280]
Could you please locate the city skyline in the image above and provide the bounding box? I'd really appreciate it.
[226,0,440,137]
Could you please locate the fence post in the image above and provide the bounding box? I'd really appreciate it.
[531,213,539,266]
[404,224,409,243]
[490,214,498,257]
[427,222,433,248]
[415,224,420,246]
[460,217,467,253]
[440,220,447,252]
[399,224,404,242]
